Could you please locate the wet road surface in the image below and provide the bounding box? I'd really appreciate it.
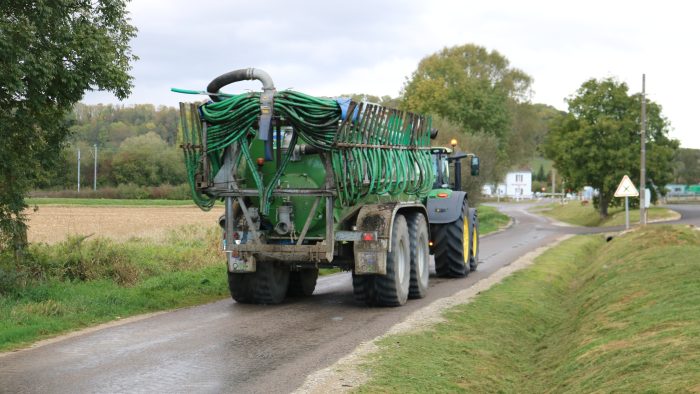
[1,202,697,393]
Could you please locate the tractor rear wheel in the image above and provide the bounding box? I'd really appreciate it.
[432,199,469,278]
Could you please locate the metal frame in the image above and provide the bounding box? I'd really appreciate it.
[209,127,337,263]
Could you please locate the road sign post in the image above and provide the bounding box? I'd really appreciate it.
[614,175,639,230]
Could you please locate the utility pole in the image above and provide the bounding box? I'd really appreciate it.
[77,149,81,193]
[640,74,647,225]
[551,168,556,197]
[93,144,98,191]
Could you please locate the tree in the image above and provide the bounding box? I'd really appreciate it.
[544,78,678,218]
[673,148,700,184]
[536,164,546,182]
[112,133,185,186]
[0,1,137,256]
[402,44,532,141]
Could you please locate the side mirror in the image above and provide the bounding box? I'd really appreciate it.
[430,128,439,139]
[471,156,480,176]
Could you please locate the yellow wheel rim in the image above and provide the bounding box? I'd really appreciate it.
[463,217,469,264]
[472,222,477,259]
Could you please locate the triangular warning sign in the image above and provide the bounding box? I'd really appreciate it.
[614,175,639,197]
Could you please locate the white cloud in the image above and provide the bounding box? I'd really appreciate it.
[83,0,700,149]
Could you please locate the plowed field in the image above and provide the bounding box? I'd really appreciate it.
[26,205,224,244]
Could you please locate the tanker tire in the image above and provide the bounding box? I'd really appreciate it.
[352,272,374,305]
[353,214,411,306]
[366,214,411,306]
[287,268,319,297]
[407,212,429,299]
[468,208,480,272]
[228,272,254,304]
[432,199,469,278]
[228,262,290,304]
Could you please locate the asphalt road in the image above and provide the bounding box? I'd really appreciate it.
[1,203,698,394]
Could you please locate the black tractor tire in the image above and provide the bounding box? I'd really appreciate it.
[228,261,290,304]
[407,212,430,299]
[287,268,319,297]
[352,213,411,307]
[432,199,469,278]
[468,208,480,272]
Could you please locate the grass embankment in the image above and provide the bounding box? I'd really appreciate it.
[357,225,700,393]
[0,225,228,352]
[26,197,194,206]
[477,205,510,235]
[535,201,678,227]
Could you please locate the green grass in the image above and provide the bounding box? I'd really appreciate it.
[26,197,195,206]
[0,225,228,351]
[536,201,678,227]
[478,205,510,234]
[356,225,700,393]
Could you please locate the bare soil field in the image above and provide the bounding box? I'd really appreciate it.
[26,205,224,244]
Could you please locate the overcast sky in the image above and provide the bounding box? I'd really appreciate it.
[83,0,700,149]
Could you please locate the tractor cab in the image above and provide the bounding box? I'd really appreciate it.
[430,139,480,191]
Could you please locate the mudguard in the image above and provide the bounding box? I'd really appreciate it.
[353,202,426,275]
[426,191,467,224]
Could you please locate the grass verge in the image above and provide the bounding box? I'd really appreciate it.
[535,201,678,227]
[0,225,228,352]
[478,205,510,235]
[356,225,700,393]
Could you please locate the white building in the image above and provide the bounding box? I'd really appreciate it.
[482,171,533,199]
[505,171,533,198]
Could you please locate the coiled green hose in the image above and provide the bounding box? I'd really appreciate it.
[179,90,434,212]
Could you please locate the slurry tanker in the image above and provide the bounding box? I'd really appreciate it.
[176,68,480,306]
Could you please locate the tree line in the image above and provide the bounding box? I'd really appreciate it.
[38,104,184,190]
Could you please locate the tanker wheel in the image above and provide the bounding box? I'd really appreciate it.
[352,272,374,305]
[287,268,319,297]
[432,199,469,278]
[468,208,480,272]
[353,213,411,306]
[407,212,429,299]
[228,272,254,304]
[228,261,290,304]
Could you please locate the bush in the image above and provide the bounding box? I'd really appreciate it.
[30,183,191,200]
[44,236,142,286]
